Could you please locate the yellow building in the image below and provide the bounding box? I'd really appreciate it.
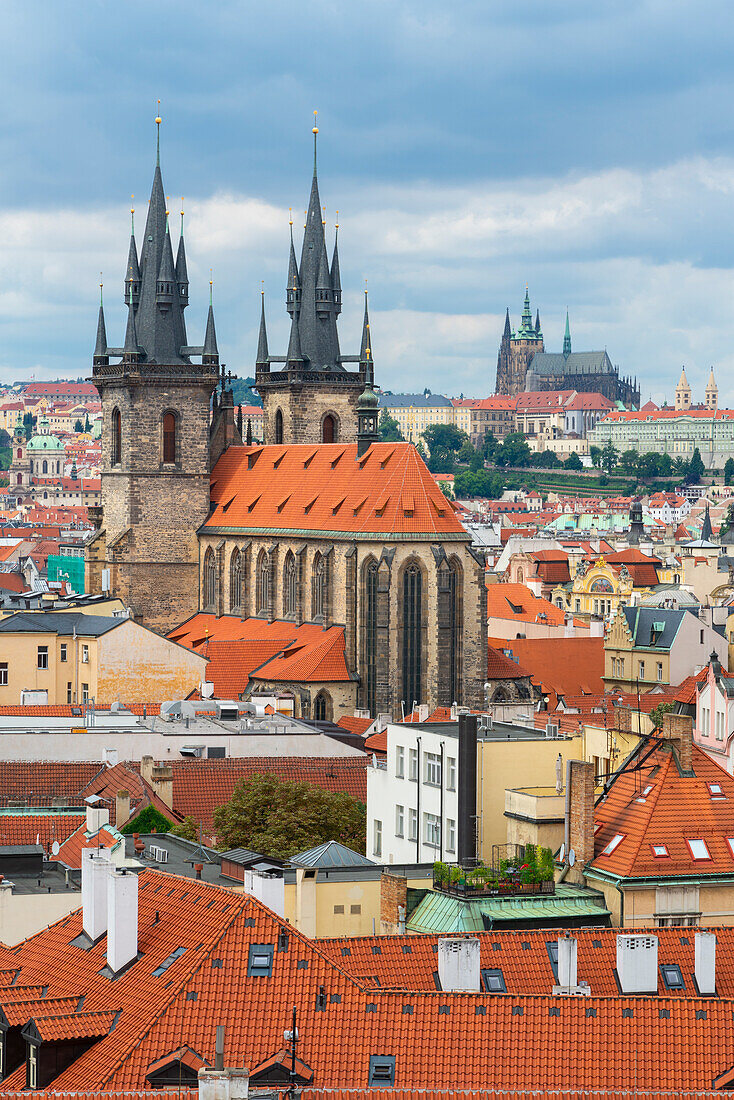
[0,610,207,705]
[554,556,634,621]
[604,604,729,692]
[378,394,456,446]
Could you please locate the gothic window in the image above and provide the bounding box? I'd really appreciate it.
[29,461,33,473]
[313,691,331,721]
[283,552,297,618]
[446,559,461,705]
[230,548,243,613]
[257,550,270,615]
[203,548,216,611]
[163,411,177,464]
[111,407,121,466]
[274,408,283,445]
[322,414,336,444]
[42,460,47,474]
[402,562,423,710]
[312,552,327,620]
[16,474,21,486]
[364,559,379,718]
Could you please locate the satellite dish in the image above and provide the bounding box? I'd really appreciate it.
[569,848,576,867]
[559,843,566,862]
[51,841,60,856]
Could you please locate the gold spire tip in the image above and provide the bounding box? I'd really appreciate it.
[312,109,318,134]
[155,99,162,125]
[335,209,339,229]
[289,207,293,225]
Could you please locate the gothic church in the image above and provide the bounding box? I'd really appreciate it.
[87,121,487,718]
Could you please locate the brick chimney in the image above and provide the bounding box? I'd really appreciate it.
[380,873,407,934]
[661,712,693,773]
[566,760,595,883]
[151,763,174,809]
[612,705,633,734]
[115,789,130,828]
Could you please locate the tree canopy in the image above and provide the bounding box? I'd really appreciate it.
[211,773,366,859]
[565,451,583,470]
[120,804,173,835]
[493,432,531,468]
[422,423,469,472]
[378,408,404,442]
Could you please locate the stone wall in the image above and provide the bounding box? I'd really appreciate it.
[258,375,364,445]
[380,871,408,934]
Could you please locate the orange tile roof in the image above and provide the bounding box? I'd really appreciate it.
[486,583,566,626]
[170,756,369,829]
[487,645,531,679]
[0,997,81,1026]
[337,715,373,736]
[0,810,84,849]
[251,626,350,683]
[490,636,605,708]
[55,823,123,869]
[592,741,734,878]
[363,730,387,753]
[31,1010,118,1041]
[204,443,465,537]
[0,762,104,804]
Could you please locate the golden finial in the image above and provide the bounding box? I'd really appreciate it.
[335,210,339,229]
[261,280,265,296]
[289,207,293,226]
[304,209,307,228]
[181,196,184,216]
[155,101,162,166]
[322,205,326,225]
[312,109,319,135]
[99,272,103,305]
[130,194,134,213]
[155,99,162,125]
[166,194,170,216]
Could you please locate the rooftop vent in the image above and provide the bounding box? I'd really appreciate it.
[616,934,658,994]
[437,936,480,993]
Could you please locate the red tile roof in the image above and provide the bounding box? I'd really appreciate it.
[336,715,373,736]
[170,756,369,829]
[592,741,734,878]
[0,762,104,804]
[490,636,605,708]
[31,1010,118,1042]
[604,548,661,587]
[0,810,84,849]
[204,443,465,537]
[487,645,531,679]
[486,583,566,626]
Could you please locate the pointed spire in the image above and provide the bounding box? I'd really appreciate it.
[535,309,541,336]
[518,285,537,339]
[286,310,304,364]
[246,417,253,445]
[236,405,243,437]
[286,212,300,316]
[312,110,319,177]
[175,198,189,308]
[125,199,141,307]
[155,102,162,167]
[256,290,269,368]
[503,308,511,340]
[94,277,108,366]
[360,288,371,357]
[123,283,140,362]
[701,504,713,543]
[331,214,342,317]
[203,277,219,366]
[156,206,176,309]
[563,310,572,357]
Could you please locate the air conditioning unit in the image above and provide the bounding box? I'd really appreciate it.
[180,745,205,758]
[148,845,168,863]
[478,715,493,732]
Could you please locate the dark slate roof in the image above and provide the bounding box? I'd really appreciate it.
[290,840,376,869]
[378,393,453,408]
[528,350,614,376]
[621,606,685,651]
[0,612,123,637]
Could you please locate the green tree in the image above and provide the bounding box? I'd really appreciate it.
[436,479,455,500]
[170,815,201,842]
[725,458,734,486]
[620,449,640,475]
[601,441,618,474]
[84,414,91,432]
[528,450,561,469]
[378,408,404,442]
[721,501,734,539]
[590,445,602,469]
[212,773,367,859]
[687,447,705,482]
[494,432,531,468]
[22,411,35,441]
[481,431,498,461]
[120,804,173,835]
[422,423,470,472]
[74,418,84,433]
[565,451,583,471]
[649,701,675,732]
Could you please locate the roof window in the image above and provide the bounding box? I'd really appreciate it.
[152,946,186,977]
[686,838,711,860]
[651,844,669,858]
[481,968,507,993]
[545,941,559,981]
[636,784,654,803]
[368,1055,395,1086]
[247,943,274,977]
[601,833,625,856]
[727,837,734,857]
[660,963,685,990]
[708,782,726,800]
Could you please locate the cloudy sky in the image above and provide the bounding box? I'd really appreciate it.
[2,0,734,402]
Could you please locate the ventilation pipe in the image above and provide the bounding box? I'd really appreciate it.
[81,848,111,943]
[557,935,577,988]
[107,867,138,974]
[437,936,480,992]
[616,934,658,994]
[695,932,716,995]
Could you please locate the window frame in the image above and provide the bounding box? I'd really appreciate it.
[0,663,8,687]
[247,943,275,977]
[685,838,711,861]
[60,643,67,663]
[372,818,382,859]
[408,747,418,782]
[660,963,685,991]
[37,646,48,670]
[423,812,441,849]
[424,751,442,787]
[395,804,404,838]
[481,967,507,993]
[368,1055,395,1087]
[395,745,405,778]
[650,843,669,858]
[162,410,177,465]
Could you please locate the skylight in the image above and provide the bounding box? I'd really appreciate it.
[727,838,734,857]
[481,968,507,993]
[368,1056,396,1086]
[660,963,685,990]
[686,838,711,860]
[601,833,624,856]
[651,844,669,858]
[247,943,274,977]
[636,784,654,803]
[708,783,726,800]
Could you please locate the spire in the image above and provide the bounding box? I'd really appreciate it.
[246,417,253,445]
[331,215,342,316]
[256,291,269,368]
[701,504,713,543]
[518,286,537,339]
[360,288,373,384]
[535,309,541,336]
[123,284,140,362]
[175,199,189,309]
[156,210,176,309]
[125,200,141,308]
[286,310,304,364]
[94,278,108,366]
[286,213,300,316]
[503,308,511,339]
[563,310,572,357]
[203,278,219,366]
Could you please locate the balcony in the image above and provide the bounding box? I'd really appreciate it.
[433,843,556,899]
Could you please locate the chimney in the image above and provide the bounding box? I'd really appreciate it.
[115,789,130,828]
[0,878,14,941]
[695,931,716,995]
[661,712,693,772]
[565,760,595,883]
[617,934,658,994]
[589,616,604,638]
[613,705,633,734]
[198,1068,249,1100]
[81,848,110,943]
[457,714,478,866]
[151,763,174,809]
[140,755,154,786]
[86,803,109,835]
[437,936,480,992]
[107,868,138,974]
[417,703,429,723]
[557,935,577,988]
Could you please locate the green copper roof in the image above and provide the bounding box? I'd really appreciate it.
[407,885,610,933]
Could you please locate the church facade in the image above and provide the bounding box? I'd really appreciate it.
[86,122,487,717]
[496,290,640,407]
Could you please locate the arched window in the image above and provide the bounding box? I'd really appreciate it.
[274,408,283,445]
[283,552,297,618]
[42,459,48,474]
[312,552,327,619]
[402,563,423,709]
[230,548,242,613]
[322,414,336,444]
[364,559,379,717]
[16,474,21,486]
[111,408,121,466]
[257,551,270,615]
[313,691,331,721]
[29,460,33,473]
[16,448,21,459]
[203,548,216,611]
[163,411,177,464]
[446,558,463,706]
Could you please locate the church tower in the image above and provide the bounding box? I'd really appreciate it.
[255,120,368,444]
[87,116,221,633]
[9,413,31,502]
[675,367,692,411]
[494,288,544,395]
[705,367,718,411]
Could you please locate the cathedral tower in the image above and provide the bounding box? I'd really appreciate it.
[87,117,221,633]
[705,367,718,411]
[255,121,368,444]
[675,367,692,411]
[494,287,544,395]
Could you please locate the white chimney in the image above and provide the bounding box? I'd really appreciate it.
[417,704,429,722]
[695,932,716,995]
[198,1068,249,1100]
[589,617,604,638]
[81,848,110,942]
[85,804,109,835]
[616,934,658,994]
[438,936,480,992]
[107,867,138,974]
[557,935,577,988]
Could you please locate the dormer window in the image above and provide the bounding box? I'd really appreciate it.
[601,833,624,856]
